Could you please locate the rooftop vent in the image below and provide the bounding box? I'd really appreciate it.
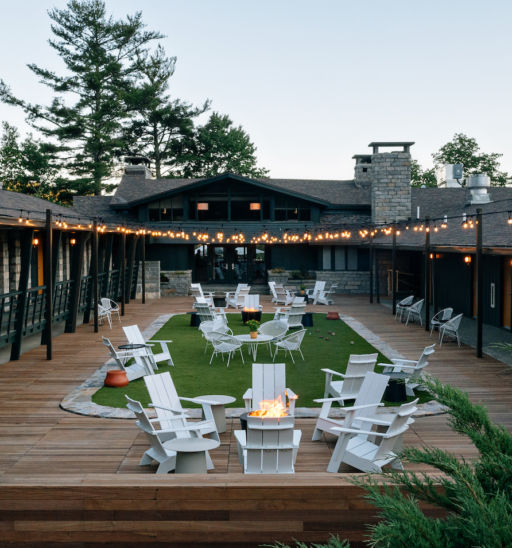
[467,174,491,205]
[436,164,463,188]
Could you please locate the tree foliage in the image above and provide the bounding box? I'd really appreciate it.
[410,159,437,188]
[0,0,163,195]
[432,133,509,187]
[174,112,268,179]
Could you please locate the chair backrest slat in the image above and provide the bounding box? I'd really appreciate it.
[252,363,286,407]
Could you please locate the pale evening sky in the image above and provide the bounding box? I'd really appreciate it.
[0,0,511,180]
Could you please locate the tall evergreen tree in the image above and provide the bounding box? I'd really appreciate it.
[123,46,209,178]
[0,0,163,195]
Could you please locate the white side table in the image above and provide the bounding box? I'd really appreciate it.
[198,394,236,433]
[234,333,273,360]
[164,437,220,473]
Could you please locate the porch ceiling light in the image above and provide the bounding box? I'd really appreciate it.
[197,202,209,211]
[464,255,472,264]
[250,202,261,211]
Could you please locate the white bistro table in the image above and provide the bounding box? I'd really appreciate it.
[165,437,220,473]
[234,333,273,361]
[197,394,236,433]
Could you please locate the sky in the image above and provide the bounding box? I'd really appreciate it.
[0,0,511,180]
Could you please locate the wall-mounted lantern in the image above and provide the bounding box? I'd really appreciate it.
[464,255,472,265]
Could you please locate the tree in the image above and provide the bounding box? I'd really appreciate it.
[174,112,268,179]
[410,159,437,188]
[122,46,209,178]
[0,122,70,203]
[432,133,509,187]
[0,0,163,195]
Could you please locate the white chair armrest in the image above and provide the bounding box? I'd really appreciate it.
[243,388,253,400]
[149,403,188,416]
[321,368,344,377]
[331,426,381,436]
[337,402,384,413]
[286,388,297,400]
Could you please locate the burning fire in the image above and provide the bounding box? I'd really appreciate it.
[249,395,288,418]
[243,308,259,312]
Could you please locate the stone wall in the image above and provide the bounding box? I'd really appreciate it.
[160,269,192,297]
[136,260,160,300]
[371,151,411,224]
[315,270,370,294]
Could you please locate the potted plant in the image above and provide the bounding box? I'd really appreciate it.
[300,283,306,295]
[246,319,260,339]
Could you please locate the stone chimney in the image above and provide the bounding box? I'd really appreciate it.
[124,156,152,179]
[352,154,372,186]
[369,142,414,224]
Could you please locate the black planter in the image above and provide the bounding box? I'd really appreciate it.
[384,373,407,403]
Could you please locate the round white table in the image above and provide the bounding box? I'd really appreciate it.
[197,394,236,433]
[165,437,220,473]
[234,333,274,360]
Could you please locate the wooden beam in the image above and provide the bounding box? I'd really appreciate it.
[43,210,52,359]
[476,208,483,358]
[424,216,430,332]
[141,234,146,304]
[65,233,87,333]
[121,232,126,316]
[10,228,34,361]
[125,235,137,304]
[369,239,374,304]
[391,228,397,316]
[92,220,99,333]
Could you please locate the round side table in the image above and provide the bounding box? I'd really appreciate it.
[198,394,236,433]
[164,437,220,473]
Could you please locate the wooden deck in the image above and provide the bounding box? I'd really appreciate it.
[0,295,509,546]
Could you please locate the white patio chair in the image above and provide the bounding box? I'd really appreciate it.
[316,283,337,306]
[322,353,378,402]
[312,371,389,441]
[190,283,214,306]
[404,299,424,326]
[194,298,227,324]
[273,328,306,363]
[439,313,463,347]
[243,294,262,310]
[243,362,298,415]
[395,295,414,321]
[100,297,120,323]
[198,318,232,352]
[269,282,294,305]
[98,303,112,328]
[234,415,301,474]
[102,336,154,380]
[144,371,220,447]
[209,332,244,367]
[430,307,454,336]
[378,343,435,396]
[274,303,306,329]
[125,396,207,474]
[225,284,251,309]
[327,398,418,473]
[306,281,325,304]
[258,320,288,353]
[123,324,174,366]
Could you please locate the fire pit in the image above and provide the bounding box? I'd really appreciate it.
[241,308,262,323]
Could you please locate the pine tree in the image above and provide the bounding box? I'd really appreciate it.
[0,0,163,195]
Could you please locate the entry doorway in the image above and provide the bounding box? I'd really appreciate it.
[193,245,267,284]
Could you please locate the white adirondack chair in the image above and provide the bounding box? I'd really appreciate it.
[316,284,337,305]
[209,332,244,367]
[144,372,220,449]
[126,396,209,474]
[269,282,294,305]
[190,283,214,306]
[395,295,414,321]
[100,297,120,323]
[430,307,453,336]
[273,329,306,363]
[243,294,262,310]
[327,398,418,473]
[243,363,298,415]
[312,371,389,441]
[198,318,232,352]
[322,353,378,401]
[225,284,251,309]
[274,303,306,329]
[378,344,435,396]
[102,336,154,380]
[194,298,227,324]
[439,313,463,347]
[234,415,301,474]
[123,324,174,367]
[404,299,424,326]
[307,281,326,305]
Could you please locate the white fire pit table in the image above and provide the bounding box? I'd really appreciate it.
[234,333,273,361]
[197,394,236,433]
[165,437,220,474]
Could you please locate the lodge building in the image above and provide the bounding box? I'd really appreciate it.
[2,140,512,360]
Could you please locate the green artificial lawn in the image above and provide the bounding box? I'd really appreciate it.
[92,313,432,409]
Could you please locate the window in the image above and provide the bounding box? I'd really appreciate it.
[147,197,183,221]
[333,247,370,271]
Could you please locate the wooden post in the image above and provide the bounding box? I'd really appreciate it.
[141,233,146,304]
[125,235,137,304]
[375,249,380,304]
[369,238,374,304]
[432,251,438,314]
[391,227,397,316]
[65,233,87,333]
[92,220,99,333]
[424,216,430,332]
[43,210,53,360]
[121,231,126,316]
[476,208,483,358]
[11,228,34,360]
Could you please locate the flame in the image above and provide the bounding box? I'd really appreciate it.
[243,308,259,312]
[249,395,288,417]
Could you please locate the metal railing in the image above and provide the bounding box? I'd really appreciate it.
[0,291,21,346]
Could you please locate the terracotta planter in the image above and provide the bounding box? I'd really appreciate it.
[104,369,129,387]
[326,311,340,320]
[250,331,258,339]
